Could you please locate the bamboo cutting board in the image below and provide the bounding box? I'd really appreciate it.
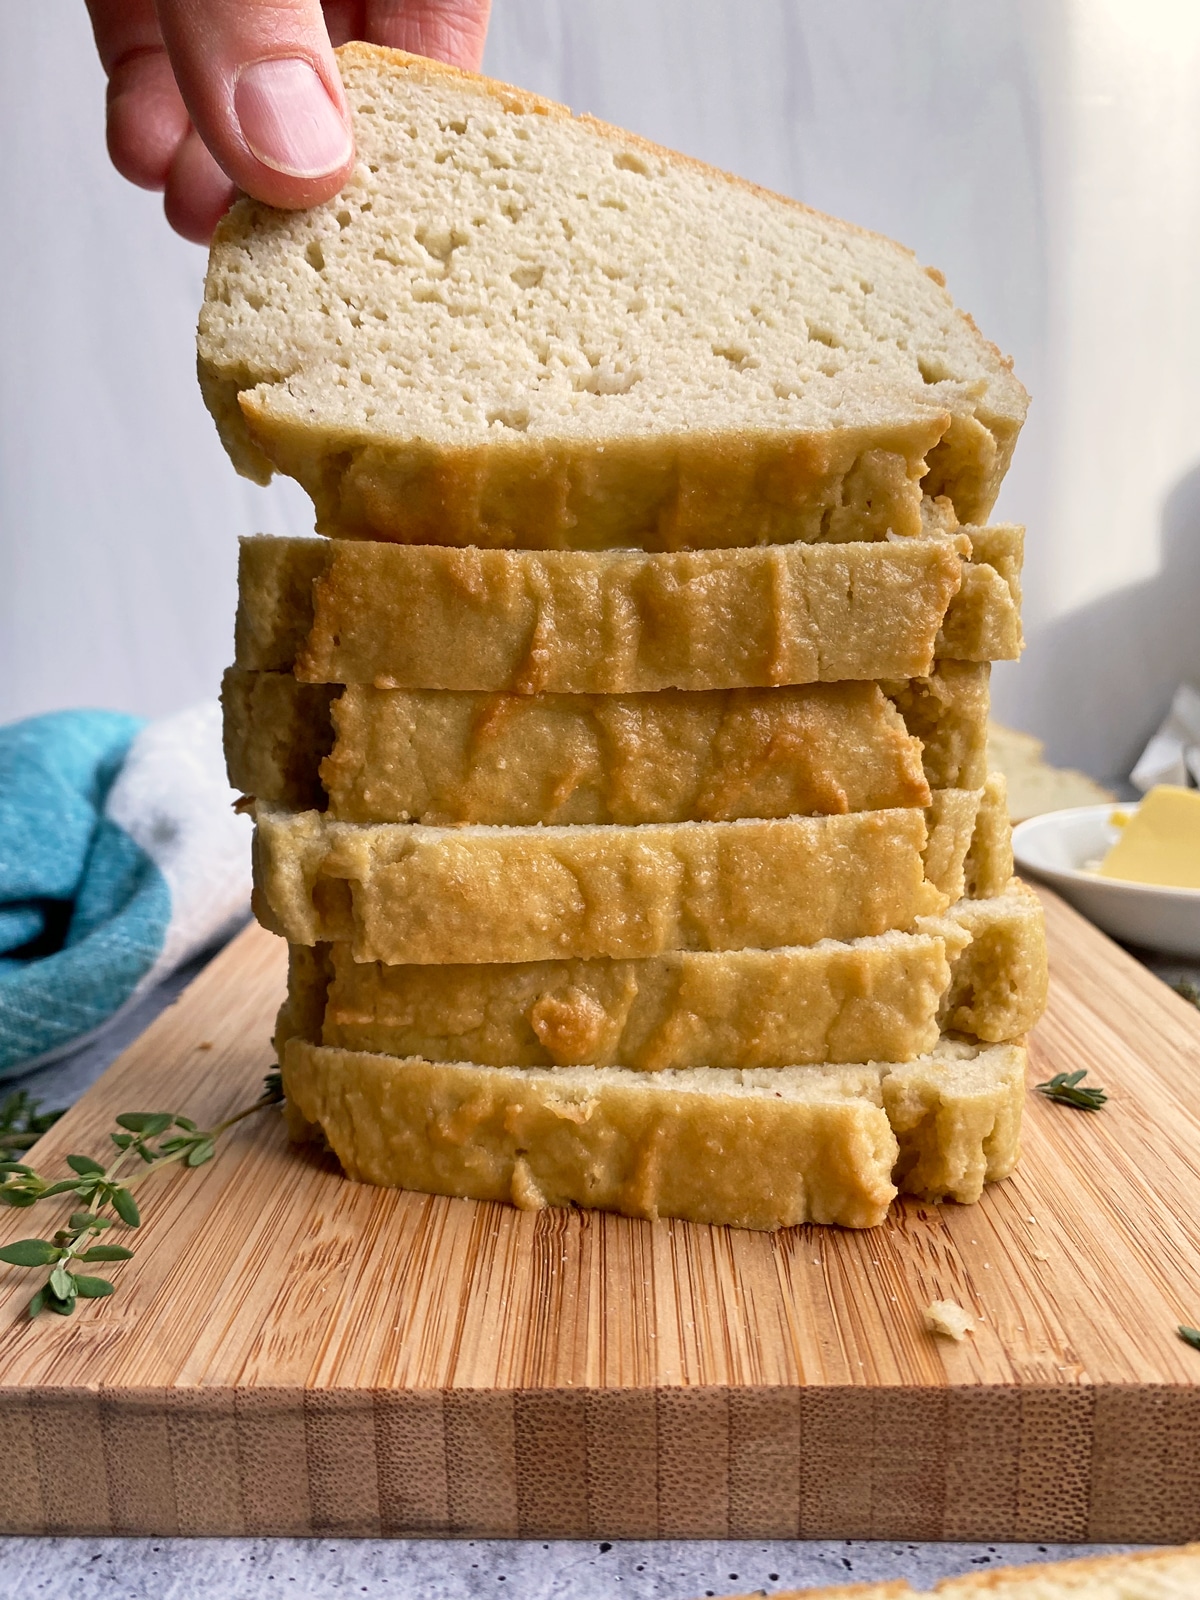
[1,886,1199,1541]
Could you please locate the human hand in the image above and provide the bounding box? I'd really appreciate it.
[86,1,493,244]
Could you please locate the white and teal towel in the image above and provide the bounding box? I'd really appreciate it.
[0,703,251,1074]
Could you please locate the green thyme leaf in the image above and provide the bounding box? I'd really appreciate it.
[48,1263,74,1302]
[0,1078,283,1322]
[0,1238,60,1267]
[40,1179,91,1199]
[71,1275,115,1299]
[115,1113,174,1137]
[1036,1069,1108,1111]
[1178,1325,1200,1351]
[66,1154,105,1177]
[1173,979,1199,1009]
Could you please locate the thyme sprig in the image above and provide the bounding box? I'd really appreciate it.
[1035,1069,1108,1111]
[0,1072,283,1319]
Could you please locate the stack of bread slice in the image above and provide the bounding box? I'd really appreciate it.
[205,45,1047,1231]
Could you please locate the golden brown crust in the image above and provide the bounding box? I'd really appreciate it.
[233,531,1021,694]
[280,1033,1024,1227]
[286,923,967,1071]
[281,1037,902,1230]
[251,805,948,965]
[222,671,956,824]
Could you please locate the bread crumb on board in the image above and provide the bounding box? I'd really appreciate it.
[925,1298,975,1340]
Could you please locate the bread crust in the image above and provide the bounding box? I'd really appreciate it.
[234,531,1021,694]
[279,1033,1024,1227]
[223,668,1002,823]
[251,805,951,965]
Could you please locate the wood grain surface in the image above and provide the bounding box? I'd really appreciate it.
[1,886,1199,1539]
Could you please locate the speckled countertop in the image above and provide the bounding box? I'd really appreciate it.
[0,1536,1135,1599]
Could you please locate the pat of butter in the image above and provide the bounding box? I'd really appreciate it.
[1097,785,1200,889]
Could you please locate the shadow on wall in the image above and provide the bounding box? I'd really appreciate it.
[1009,463,1200,784]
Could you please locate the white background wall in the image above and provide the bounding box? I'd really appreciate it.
[4,0,1200,783]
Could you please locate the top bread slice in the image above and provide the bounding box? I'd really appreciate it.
[199,44,1027,550]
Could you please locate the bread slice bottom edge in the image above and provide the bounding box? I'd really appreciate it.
[280,1035,1025,1231]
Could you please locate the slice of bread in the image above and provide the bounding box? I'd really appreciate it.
[199,44,1026,551]
[251,803,953,965]
[988,721,1115,822]
[279,879,1044,1071]
[234,529,1021,694]
[280,918,973,1072]
[279,1034,1025,1228]
[222,668,993,824]
[723,1543,1200,1596]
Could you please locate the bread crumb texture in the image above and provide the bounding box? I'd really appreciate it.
[199,44,1026,547]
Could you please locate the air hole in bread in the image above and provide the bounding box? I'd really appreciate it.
[487,407,530,431]
[713,346,753,372]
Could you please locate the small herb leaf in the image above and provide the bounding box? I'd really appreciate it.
[0,1239,59,1268]
[71,1275,115,1299]
[111,1188,141,1228]
[115,1113,173,1137]
[78,1245,134,1263]
[1178,1325,1200,1352]
[1036,1069,1108,1111]
[48,1263,75,1302]
[66,1154,105,1177]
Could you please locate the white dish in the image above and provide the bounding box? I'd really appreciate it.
[1013,803,1200,959]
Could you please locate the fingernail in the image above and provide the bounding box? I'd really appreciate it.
[234,57,352,179]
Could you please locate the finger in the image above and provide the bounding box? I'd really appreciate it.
[107,51,191,191]
[163,128,240,244]
[153,0,355,210]
[365,0,493,70]
[87,0,189,190]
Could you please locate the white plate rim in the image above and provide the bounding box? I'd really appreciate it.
[1012,802,1200,903]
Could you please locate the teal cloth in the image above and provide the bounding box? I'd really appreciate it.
[0,711,171,1072]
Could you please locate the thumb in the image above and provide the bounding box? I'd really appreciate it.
[153,0,354,210]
